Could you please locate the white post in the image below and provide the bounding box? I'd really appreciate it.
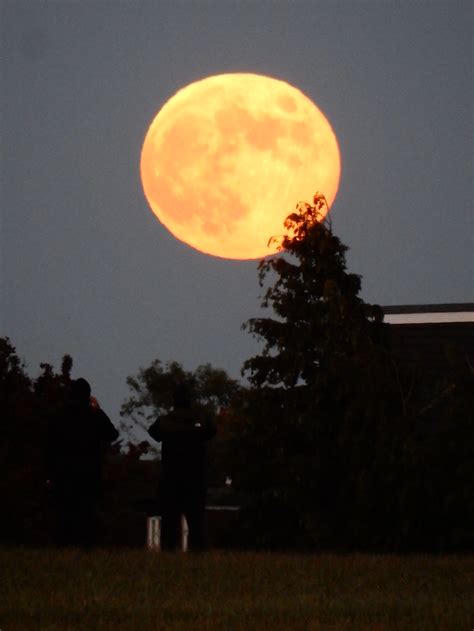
[181,514,189,552]
[147,515,188,551]
[147,516,161,550]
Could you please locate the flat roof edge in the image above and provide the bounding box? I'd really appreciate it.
[382,303,474,315]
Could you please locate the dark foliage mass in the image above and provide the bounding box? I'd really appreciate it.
[0,339,74,544]
[227,194,473,552]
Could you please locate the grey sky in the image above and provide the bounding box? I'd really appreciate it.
[1,1,472,425]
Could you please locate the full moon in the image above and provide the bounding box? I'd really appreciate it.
[140,73,341,259]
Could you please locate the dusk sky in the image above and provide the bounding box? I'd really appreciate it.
[2,1,472,426]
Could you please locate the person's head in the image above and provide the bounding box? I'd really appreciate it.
[69,378,91,405]
[172,382,193,409]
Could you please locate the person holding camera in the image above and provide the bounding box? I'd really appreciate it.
[46,378,118,546]
[148,382,216,551]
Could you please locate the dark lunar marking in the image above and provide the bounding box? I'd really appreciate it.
[277,94,297,113]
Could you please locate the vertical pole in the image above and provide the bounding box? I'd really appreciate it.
[147,516,161,550]
[181,514,189,552]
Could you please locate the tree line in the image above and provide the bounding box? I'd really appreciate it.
[1,194,472,551]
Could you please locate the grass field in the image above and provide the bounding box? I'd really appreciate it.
[1,548,473,630]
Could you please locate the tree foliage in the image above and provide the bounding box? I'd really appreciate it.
[0,338,74,544]
[243,194,386,390]
[233,194,473,552]
[121,360,240,426]
[230,195,395,548]
[0,337,32,449]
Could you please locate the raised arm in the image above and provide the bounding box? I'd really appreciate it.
[148,418,163,442]
[96,409,119,442]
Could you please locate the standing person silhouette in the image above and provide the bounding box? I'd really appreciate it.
[46,378,118,546]
[148,382,216,551]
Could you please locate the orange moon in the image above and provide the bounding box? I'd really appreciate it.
[140,73,341,259]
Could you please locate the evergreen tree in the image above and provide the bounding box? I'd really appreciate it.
[243,193,386,390]
[236,194,395,549]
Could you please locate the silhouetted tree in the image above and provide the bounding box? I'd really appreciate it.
[0,338,33,460]
[242,193,386,388]
[232,194,474,552]
[0,339,74,544]
[233,194,408,549]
